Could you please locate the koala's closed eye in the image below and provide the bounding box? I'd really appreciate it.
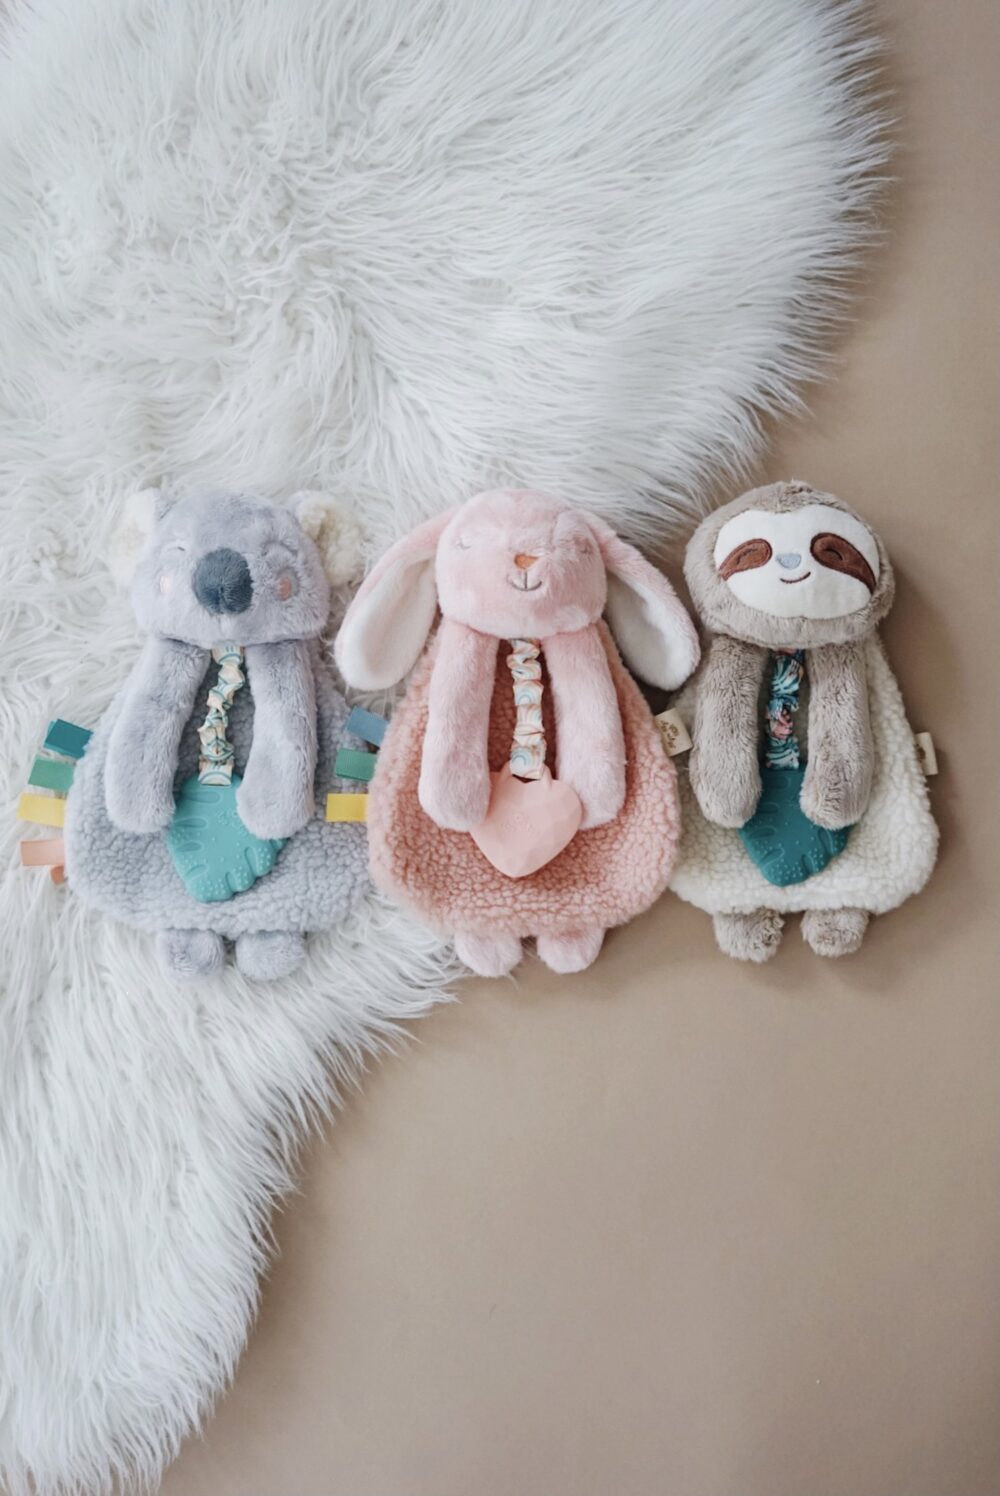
[718,538,772,579]
[810,533,876,592]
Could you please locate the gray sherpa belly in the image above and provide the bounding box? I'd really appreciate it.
[64,654,369,936]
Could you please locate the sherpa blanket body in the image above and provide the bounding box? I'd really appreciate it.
[669,638,938,916]
[370,623,679,937]
[0,0,884,1489]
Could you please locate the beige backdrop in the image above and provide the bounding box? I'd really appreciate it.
[163,1,999,1492]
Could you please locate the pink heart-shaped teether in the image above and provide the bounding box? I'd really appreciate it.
[470,766,583,879]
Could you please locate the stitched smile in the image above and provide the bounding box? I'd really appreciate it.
[509,577,544,592]
[779,571,812,584]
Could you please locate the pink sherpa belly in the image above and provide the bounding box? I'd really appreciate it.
[367,623,680,937]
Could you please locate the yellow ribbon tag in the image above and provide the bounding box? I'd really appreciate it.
[326,793,368,823]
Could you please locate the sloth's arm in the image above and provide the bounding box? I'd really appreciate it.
[800,640,873,829]
[688,634,768,827]
[237,640,318,840]
[105,636,207,833]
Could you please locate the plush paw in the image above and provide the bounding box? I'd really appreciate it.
[105,775,174,835]
[156,928,225,979]
[535,928,604,973]
[713,909,784,963]
[561,761,625,831]
[418,765,490,832]
[801,907,869,957]
[235,930,306,981]
[799,760,869,830]
[690,753,761,829]
[236,778,313,840]
[454,930,522,978]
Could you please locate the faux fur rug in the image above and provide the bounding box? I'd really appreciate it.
[0,0,883,1490]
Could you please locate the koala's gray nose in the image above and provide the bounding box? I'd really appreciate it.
[192,549,253,614]
[776,552,802,570]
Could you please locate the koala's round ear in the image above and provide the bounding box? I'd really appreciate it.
[294,491,364,588]
[108,487,163,588]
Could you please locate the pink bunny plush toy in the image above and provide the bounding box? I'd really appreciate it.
[334,489,700,977]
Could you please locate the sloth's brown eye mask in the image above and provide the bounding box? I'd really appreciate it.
[717,538,771,578]
[810,532,876,591]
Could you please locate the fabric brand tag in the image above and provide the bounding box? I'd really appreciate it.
[654,708,692,757]
[915,732,938,776]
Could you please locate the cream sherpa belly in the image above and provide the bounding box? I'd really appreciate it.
[670,638,938,915]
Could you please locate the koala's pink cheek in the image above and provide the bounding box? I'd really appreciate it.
[276,574,295,601]
[158,574,172,595]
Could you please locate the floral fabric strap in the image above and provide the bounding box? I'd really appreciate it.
[507,638,546,780]
[197,642,246,785]
[764,648,805,770]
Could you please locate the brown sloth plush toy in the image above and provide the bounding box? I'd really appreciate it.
[669,480,938,960]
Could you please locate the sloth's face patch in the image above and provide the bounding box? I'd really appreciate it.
[714,503,879,620]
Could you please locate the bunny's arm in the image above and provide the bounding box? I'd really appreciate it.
[800,640,872,829]
[688,634,768,827]
[419,620,496,831]
[543,627,625,829]
[237,640,318,840]
[105,636,208,833]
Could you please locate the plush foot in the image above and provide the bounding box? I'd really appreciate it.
[235,930,306,981]
[535,927,604,974]
[713,909,784,963]
[801,907,869,958]
[157,928,225,980]
[454,931,522,978]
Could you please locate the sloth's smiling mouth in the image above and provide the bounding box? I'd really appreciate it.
[779,571,812,585]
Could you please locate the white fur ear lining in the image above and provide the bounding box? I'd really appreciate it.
[605,572,701,690]
[108,486,160,588]
[294,491,365,588]
[334,509,456,690]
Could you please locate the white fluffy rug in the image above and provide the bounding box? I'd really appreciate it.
[0,0,883,1490]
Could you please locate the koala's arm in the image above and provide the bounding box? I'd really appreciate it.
[237,640,318,840]
[419,619,496,831]
[800,640,873,829]
[543,627,625,829]
[688,634,768,827]
[105,636,208,833]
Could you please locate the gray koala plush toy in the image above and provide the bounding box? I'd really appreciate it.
[64,488,369,980]
[669,480,938,961]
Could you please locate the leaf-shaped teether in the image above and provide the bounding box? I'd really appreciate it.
[166,774,286,903]
[738,766,851,888]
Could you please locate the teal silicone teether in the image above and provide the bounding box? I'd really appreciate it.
[738,765,851,888]
[164,642,286,903]
[167,773,286,903]
[737,649,852,887]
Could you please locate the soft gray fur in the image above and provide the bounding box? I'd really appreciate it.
[684,480,895,960]
[107,493,330,841]
[67,493,368,980]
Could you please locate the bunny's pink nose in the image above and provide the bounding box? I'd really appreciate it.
[514,552,538,571]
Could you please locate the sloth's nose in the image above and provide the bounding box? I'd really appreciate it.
[514,552,539,571]
[193,548,253,614]
[776,552,802,570]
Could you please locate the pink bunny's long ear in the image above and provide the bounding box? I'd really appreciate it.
[585,513,701,690]
[334,510,456,689]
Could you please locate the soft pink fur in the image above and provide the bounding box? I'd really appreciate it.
[335,490,700,974]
